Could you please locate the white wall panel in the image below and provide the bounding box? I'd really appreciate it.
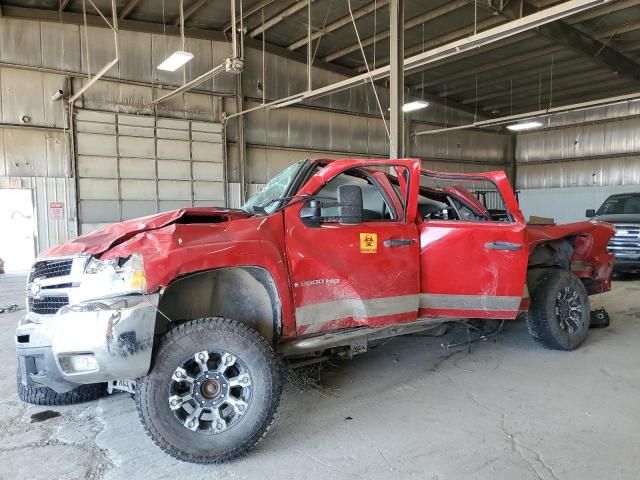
[159,180,191,200]
[119,136,155,158]
[194,182,225,201]
[121,201,157,220]
[193,162,223,181]
[77,132,117,156]
[120,158,155,179]
[121,179,156,200]
[193,142,223,162]
[158,160,191,180]
[78,156,118,178]
[1,68,44,126]
[79,178,118,200]
[157,139,190,160]
[519,185,640,224]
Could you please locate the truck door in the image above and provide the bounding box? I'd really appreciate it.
[418,170,528,319]
[283,161,421,335]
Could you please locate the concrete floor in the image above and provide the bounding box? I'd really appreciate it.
[1,272,639,480]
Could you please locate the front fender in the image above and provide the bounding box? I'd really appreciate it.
[102,213,296,336]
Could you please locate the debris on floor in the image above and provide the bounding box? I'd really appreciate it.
[590,307,610,328]
[0,303,19,314]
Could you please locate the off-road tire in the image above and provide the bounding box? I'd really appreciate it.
[16,368,108,405]
[136,317,281,464]
[526,270,590,350]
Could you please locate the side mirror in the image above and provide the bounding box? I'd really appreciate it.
[586,209,596,218]
[300,199,322,226]
[337,185,363,225]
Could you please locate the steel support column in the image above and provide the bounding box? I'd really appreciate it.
[389,0,404,159]
[235,73,247,205]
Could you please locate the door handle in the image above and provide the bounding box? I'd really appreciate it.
[485,241,523,251]
[384,238,415,247]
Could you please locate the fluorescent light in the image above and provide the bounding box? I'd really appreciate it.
[402,100,430,112]
[506,121,543,131]
[157,51,194,72]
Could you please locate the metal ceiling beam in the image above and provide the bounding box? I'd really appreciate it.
[413,45,564,91]
[288,0,390,52]
[593,19,640,38]
[119,0,143,20]
[491,81,638,114]
[323,0,470,63]
[248,0,309,38]
[414,90,640,136]
[175,0,211,26]
[360,14,505,73]
[450,56,586,98]
[500,1,640,83]
[568,0,640,22]
[413,24,640,96]
[226,0,611,123]
[60,0,71,10]
[223,0,275,31]
[401,0,640,94]
[466,69,617,106]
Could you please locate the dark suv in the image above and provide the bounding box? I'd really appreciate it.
[587,193,640,273]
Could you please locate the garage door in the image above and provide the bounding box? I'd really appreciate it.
[75,110,224,234]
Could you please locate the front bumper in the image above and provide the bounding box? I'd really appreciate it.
[613,257,640,272]
[16,294,158,393]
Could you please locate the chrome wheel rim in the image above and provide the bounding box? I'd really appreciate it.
[555,287,583,334]
[168,350,253,434]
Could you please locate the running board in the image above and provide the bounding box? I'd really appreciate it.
[278,317,448,357]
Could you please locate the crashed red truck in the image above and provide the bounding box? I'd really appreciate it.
[16,158,614,463]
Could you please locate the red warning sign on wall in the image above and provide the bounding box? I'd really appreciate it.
[49,202,64,219]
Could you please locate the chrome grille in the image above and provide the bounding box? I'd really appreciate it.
[28,295,69,315]
[29,259,73,282]
[609,224,640,259]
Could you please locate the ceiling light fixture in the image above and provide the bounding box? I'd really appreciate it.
[402,100,430,112]
[157,51,194,72]
[506,121,543,131]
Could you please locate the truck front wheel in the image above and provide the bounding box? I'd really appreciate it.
[526,270,590,350]
[135,317,281,463]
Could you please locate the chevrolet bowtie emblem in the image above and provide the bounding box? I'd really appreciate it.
[29,282,41,298]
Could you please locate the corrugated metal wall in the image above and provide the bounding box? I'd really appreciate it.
[0,17,511,254]
[516,102,640,222]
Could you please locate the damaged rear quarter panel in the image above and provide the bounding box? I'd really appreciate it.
[101,213,296,336]
[527,220,616,294]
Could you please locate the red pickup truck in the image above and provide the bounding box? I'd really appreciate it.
[16,158,614,463]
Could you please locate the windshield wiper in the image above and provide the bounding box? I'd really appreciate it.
[251,194,336,215]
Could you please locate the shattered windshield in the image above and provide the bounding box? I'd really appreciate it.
[598,194,640,215]
[241,160,305,214]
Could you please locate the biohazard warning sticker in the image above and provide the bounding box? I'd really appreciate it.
[360,233,378,253]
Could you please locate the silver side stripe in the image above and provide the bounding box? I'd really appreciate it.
[296,294,420,329]
[296,292,523,331]
[419,294,521,311]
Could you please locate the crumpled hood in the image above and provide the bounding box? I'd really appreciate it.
[41,207,252,259]
[594,213,640,224]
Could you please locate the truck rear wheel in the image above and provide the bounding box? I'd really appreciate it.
[526,270,590,350]
[135,317,281,464]
[16,368,107,406]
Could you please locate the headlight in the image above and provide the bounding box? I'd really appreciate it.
[78,254,147,301]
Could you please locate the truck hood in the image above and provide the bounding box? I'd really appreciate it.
[41,207,252,259]
[594,213,640,224]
